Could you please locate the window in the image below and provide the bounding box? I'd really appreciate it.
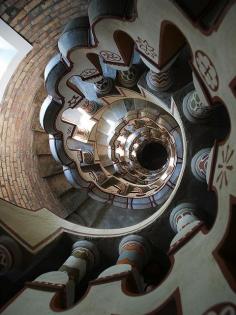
[0,19,32,103]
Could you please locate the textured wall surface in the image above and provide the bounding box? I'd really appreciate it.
[0,0,88,213]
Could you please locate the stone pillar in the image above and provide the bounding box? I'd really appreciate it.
[117,235,150,271]
[170,203,199,233]
[146,69,172,91]
[191,148,211,182]
[169,203,202,253]
[182,90,212,123]
[59,240,99,306]
[94,77,113,95]
[117,65,139,88]
[97,235,150,292]
[0,236,22,276]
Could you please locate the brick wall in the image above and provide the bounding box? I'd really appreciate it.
[0,0,88,214]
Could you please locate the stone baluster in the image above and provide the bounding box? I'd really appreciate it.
[146,68,173,91]
[117,65,139,88]
[191,148,211,182]
[118,235,151,292]
[4,240,99,311]
[169,203,203,253]
[117,235,150,271]
[97,235,150,293]
[182,90,212,123]
[94,76,113,95]
[59,240,99,307]
[0,236,22,276]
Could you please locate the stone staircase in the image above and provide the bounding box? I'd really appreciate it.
[31,84,90,220]
[31,87,154,227]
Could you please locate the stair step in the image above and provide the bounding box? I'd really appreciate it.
[66,213,87,226]
[34,132,51,155]
[46,173,72,196]
[60,189,88,216]
[38,155,63,178]
[71,197,106,227]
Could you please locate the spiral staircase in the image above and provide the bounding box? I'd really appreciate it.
[0,1,236,314]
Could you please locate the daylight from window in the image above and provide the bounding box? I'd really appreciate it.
[0,36,17,81]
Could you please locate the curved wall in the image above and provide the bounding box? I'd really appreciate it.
[0,0,88,214]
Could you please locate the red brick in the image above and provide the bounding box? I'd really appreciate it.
[0,0,88,213]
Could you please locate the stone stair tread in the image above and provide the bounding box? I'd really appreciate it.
[38,155,62,178]
[34,132,51,155]
[46,173,72,196]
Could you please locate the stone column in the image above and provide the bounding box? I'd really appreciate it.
[191,148,211,182]
[117,65,139,88]
[182,90,212,123]
[146,69,172,91]
[59,240,99,306]
[97,235,150,292]
[0,236,22,276]
[117,235,151,292]
[170,203,199,233]
[117,235,150,271]
[169,203,202,253]
[94,77,113,95]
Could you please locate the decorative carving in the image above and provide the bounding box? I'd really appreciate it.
[117,65,139,88]
[0,244,13,275]
[0,236,22,275]
[191,148,210,182]
[182,90,212,123]
[169,203,199,233]
[95,172,106,183]
[100,50,122,62]
[94,77,113,95]
[118,235,150,271]
[169,203,203,253]
[195,50,219,91]
[68,95,82,108]
[203,303,236,315]
[83,151,94,164]
[198,154,209,176]
[89,172,97,181]
[146,69,172,91]
[79,68,100,80]
[136,37,157,59]
[216,144,234,189]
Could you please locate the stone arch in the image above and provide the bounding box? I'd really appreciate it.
[113,30,135,66]
[158,21,187,68]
